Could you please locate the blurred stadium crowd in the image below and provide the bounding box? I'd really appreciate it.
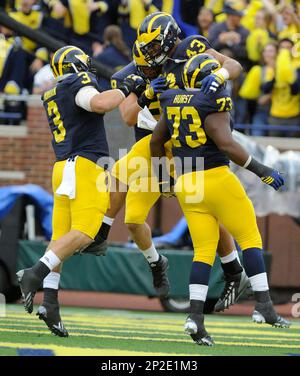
[0,0,300,135]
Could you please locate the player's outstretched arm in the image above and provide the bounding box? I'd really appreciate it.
[117,74,146,126]
[207,49,242,80]
[119,76,168,126]
[89,89,127,113]
[201,49,242,94]
[78,77,137,114]
[119,94,143,126]
[205,112,285,191]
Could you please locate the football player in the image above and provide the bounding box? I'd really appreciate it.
[150,53,290,346]
[137,12,241,94]
[16,46,137,336]
[136,11,250,312]
[86,41,250,301]
[86,42,171,297]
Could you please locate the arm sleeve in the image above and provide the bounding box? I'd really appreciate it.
[75,86,100,112]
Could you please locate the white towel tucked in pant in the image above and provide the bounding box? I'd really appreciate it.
[137,106,157,131]
[55,156,78,199]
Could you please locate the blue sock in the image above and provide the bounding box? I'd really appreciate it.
[189,261,211,285]
[189,262,211,313]
[242,248,266,277]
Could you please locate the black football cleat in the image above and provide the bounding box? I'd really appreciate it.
[214,270,251,312]
[37,304,69,337]
[184,313,214,346]
[252,301,291,328]
[78,235,108,256]
[149,255,170,297]
[16,269,42,314]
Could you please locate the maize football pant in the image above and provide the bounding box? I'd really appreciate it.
[175,166,262,265]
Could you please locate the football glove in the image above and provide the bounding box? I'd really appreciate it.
[245,157,285,191]
[126,74,146,97]
[261,170,285,191]
[144,76,168,99]
[138,76,168,108]
[118,75,144,97]
[200,72,224,94]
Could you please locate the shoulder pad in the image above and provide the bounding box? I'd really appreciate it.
[64,72,99,92]
[199,89,233,113]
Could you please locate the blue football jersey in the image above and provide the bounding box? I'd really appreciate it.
[163,35,212,89]
[159,86,233,173]
[42,71,109,164]
[111,62,162,142]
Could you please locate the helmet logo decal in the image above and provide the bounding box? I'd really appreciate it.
[137,12,180,67]
[182,54,221,89]
[75,53,88,66]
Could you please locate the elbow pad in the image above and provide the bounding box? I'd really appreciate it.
[75,86,99,112]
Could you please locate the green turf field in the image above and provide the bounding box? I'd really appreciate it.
[0,305,299,356]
